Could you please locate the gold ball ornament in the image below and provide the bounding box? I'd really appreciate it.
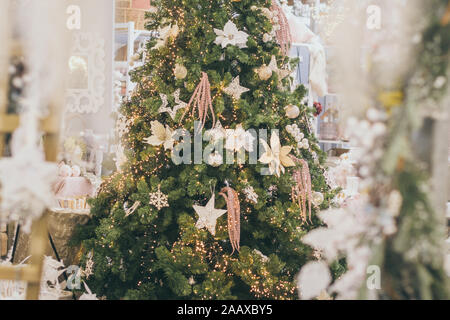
[261,7,273,20]
[256,65,273,81]
[312,191,324,206]
[208,152,223,167]
[174,64,187,79]
[263,33,272,43]
[284,105,300,119]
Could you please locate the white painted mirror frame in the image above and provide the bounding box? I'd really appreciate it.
[66,32,106,114]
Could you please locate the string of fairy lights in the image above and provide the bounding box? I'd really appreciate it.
[92,0,335,299]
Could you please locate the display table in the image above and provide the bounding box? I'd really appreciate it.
[7,209,90,267]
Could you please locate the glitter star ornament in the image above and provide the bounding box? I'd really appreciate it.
[194,194,227,236]
[214,20,249,48]
[0,147,57,231]
[268,55,291,82]
[158,89,188,120]
[149,185,169,210]
[223,76,250,100]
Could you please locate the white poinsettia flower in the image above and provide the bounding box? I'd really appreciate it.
[297,261,332,300]
[225,124,255,152]
[144,120,175,150]
[214,20,249,48]
[258,132,295,177]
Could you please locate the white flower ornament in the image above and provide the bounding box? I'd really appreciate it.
[144,120,175,150]
[214,20,249,49]
[225,124,256,152]
[259,132,295,177]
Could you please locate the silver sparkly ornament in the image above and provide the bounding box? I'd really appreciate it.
[223,76,250,100]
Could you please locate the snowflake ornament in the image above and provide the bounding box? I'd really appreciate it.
[268,185,278,197]
[149,185,169,210]
[243,185,258,204]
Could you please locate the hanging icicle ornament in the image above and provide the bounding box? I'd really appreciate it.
[219,184,241,254]
[181,72,215,131]
[271,3,292,56]
[291,157,313,223]
[82,251,95,279]
[124,201,141,217]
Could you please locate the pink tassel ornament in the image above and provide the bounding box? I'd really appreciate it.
[181,72,216,131]
[271,3,292,57]
[219,186,241,254]
[291,157,312,223]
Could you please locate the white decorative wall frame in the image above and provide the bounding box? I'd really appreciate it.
[66,32,105,114]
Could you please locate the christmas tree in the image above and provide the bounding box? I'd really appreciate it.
[74,0,338,300]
